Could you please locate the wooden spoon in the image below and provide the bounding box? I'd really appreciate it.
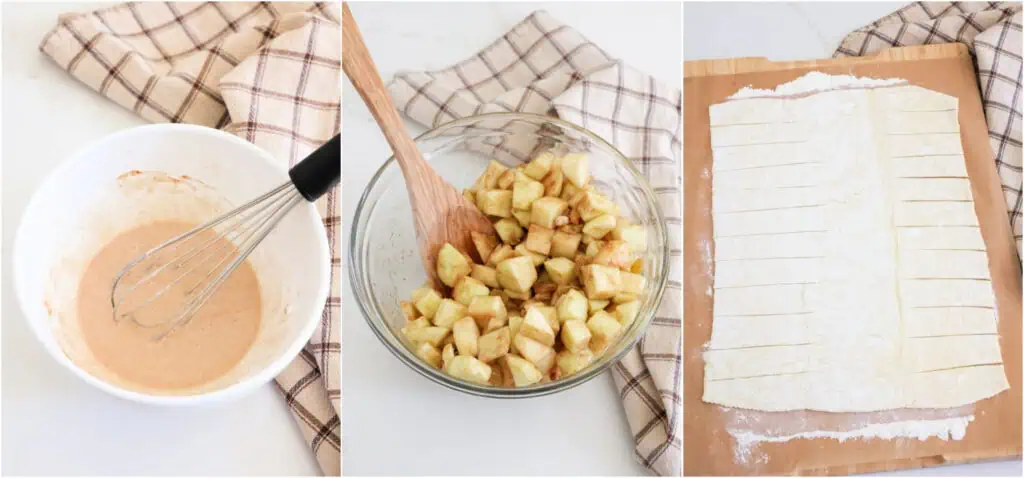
[342,3,495,289]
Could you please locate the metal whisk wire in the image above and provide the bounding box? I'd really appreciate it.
[110,135,340,340]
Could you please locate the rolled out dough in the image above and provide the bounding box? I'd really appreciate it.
[704,77,1009,412]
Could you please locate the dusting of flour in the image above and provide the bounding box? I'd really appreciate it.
[727,71,907,99]
[710,72,977,469]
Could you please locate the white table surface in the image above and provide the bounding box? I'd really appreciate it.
[0,3,320,476]
[341,2,679,476]
[686,3,1022,477]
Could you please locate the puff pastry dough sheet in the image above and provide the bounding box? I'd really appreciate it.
[704,83,1009,412]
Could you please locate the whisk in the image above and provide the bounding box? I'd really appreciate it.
[111,135,340,340]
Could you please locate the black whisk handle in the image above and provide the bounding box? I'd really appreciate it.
[289,134,340,201]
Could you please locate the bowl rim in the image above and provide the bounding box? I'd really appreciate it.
[12,123,331,406]
[349,112,670,398]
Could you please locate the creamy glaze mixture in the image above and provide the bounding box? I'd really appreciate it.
[76,220,262,392]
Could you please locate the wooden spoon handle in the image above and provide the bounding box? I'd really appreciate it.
[341,3,429,179]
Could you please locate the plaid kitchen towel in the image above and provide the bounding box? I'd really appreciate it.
[835,1,1023,259]
[388,10,681,476]
[40,2,341,475]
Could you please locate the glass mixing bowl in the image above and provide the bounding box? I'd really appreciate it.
[350,112,669,398]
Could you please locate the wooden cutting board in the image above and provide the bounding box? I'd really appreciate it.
[683,43,1023,476]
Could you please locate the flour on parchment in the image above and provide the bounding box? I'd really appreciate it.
[702,72,1007,462]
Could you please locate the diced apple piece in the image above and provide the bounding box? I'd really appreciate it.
[584,240,604,257]
[591,240,633,270]
[484,316,507,333]
[487,244,515,265]
[404,326,450,347]
[612,300,641,328]
[557,349,594,376]
[513,335,556,373]
[550,230,582,258]
[478,326,511,363]
[436,243,472,287]
[514,244,547,267]
[531,197,568,229]
[505,288,532,301]
[473,160,507,191]
[541,167,564,197]
[445,355,491,384]
[588,299,610,314]
[432,298,467,328]
[452,276,490,306]
[524,224,554,255]
[511,209,532,228]
[543,257,576,285]
[505,355,543,387]
[620,271,646,295]
[441,343,455,369]
[497,167,516,190]
[533,282,556,302]
[412,287,443,319]
[470,264,499,289]
[494,218,524,245]
[527,304,560,334]
[471,231,498,264]
[525,151,555,180]
[468,296,507,330]
[581,264,623,300]
[452,316,480,357]
[508,314,524,340]
[512,173,545,210]
[587,310,622,353]
[560,153,589,187]
[477,189,513,218]
[575,191,616,221]
[583,214,616,239]
[496,256,538,293]
[400,301,417,322]
[415,342,442,368]
[560,319,592,353]
[555,288,588,322]
[561,182,581,201]
[520,307,556,346]
[611,223,647,252]
[406,317,430,330]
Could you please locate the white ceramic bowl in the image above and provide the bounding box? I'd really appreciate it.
[13,124,330,405]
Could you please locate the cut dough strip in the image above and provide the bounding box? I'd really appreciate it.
[714,163,822,190]
[713,187,823,213]
[903,306,998,337]
[894,178,973,201]
[897,226,985,250]
[708,314,811,348]
[879,85,958,112]
[907,364,1009,409]
[715,232,828,260]
[715,206,825,237]
[710,122,810,147]
[905,335,1003,372]
[899,250,990,279]
[893,201,980,227]
[715,257,822,288]
[710,98,796,126]
[712,142,811,171]
[901,279,996,308]
[714,284,820,316]
[888,133,963,157]
[890,155,968,178]
[705,345,823,380]
[883,111,960,134]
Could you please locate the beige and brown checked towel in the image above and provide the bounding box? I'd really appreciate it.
[836,1,1023,259]
[389,10,681,476]
[40,2,342,475]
